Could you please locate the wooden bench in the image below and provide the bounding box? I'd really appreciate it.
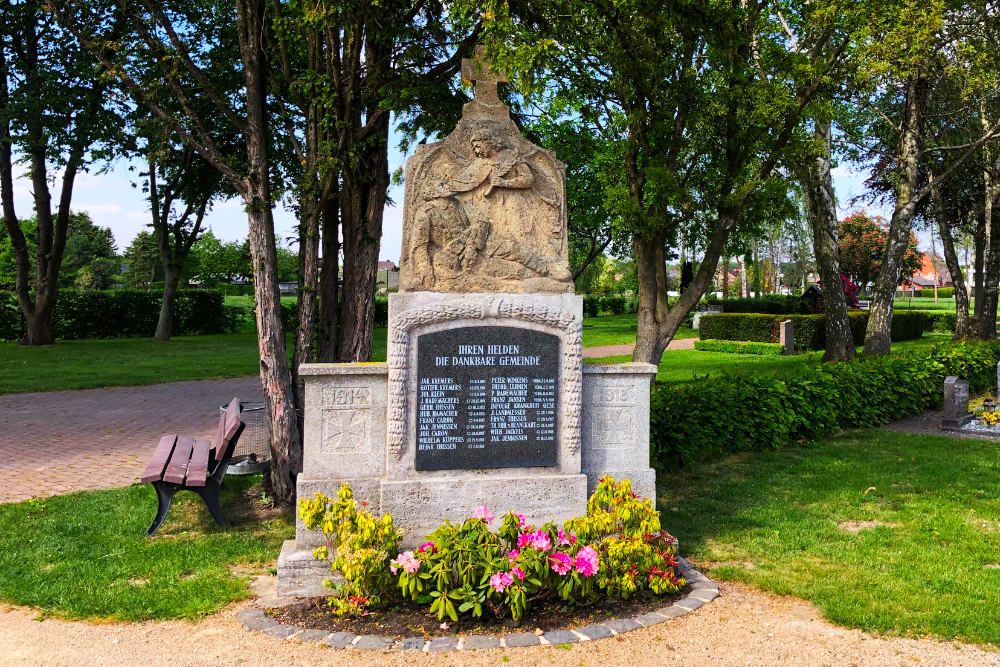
[140,397,246,535]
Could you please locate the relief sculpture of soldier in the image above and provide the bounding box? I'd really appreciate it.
[400,48,573,294]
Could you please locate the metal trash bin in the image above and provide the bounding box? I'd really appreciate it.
[219,400,270,475]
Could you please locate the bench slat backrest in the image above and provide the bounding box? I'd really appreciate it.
[209,397,244,478]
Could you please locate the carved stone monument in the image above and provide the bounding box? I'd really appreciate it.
[779,319,794,356]
[277,48,658,597]
[942,376,971,428]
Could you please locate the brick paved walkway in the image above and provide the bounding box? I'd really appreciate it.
[582,337,698,359]
[0,377,262,504]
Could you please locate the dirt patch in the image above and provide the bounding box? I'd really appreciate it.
[268,589,686,639]
[838,520,901,534]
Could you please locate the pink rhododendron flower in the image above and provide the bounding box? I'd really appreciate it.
[557,529,571,546]
[417,541,436,554]
[549,552,572,575]
[508,549,520,562]
[511,567,526,581]
[532,530,551,551]
[390,550,420,575]
[490,571,514,593]
[574,546,599,577]
[517,533,533,549]
[515,513,527,529]
[472,506,494,523]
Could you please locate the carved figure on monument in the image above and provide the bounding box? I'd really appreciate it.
[400,47,573,293]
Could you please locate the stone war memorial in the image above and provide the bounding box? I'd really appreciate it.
[277,48,657,596]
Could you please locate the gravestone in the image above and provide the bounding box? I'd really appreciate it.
[779,319,794,355]
[276,47,658,597]
[942,376,971,428]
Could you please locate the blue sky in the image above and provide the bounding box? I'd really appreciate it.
[10,148,901,265]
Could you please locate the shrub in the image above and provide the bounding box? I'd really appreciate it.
[301,478,684,622]
[704,295,809,314]
[936,287,955,298]
[583,295,600,318]
[694,339,784,356]
[921,311,956,333]
[650,339,1000,468]
[298,484,402,616]
[698,311,927,350]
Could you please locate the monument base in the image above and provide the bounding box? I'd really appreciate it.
[276,540,340,598]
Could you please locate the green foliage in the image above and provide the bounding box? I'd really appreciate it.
[704,295,810,314]
[582,295,636,318]
[650,339,1000,468]
[694,339,785,356]
[934,287,955,298]
[298,484,402,617]
[698,312,928,350]
[921,311,956,332]
[0,289,235,341]
[303,478,684,622]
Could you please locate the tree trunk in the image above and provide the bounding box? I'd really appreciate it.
[977,190,1000,339]
[974,214,986,318]
[337,117,389,362]
[292,200,321,408]
[154,264,180,342]
[938,216,972,339]
[800,119,854,361]
[237,0,301,503]
[722,255,730,300]
[740,255,748,298]
[317,194,340,362]
[864,73,927,356]
[633,230,671,364]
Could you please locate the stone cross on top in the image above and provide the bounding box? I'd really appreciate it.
[462,45,507,106]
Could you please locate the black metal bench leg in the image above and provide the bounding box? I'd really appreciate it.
[146,482,176,536]
[195,486,228,528]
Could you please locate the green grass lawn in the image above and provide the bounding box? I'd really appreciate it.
[0,329,388,394]
[0,475,294,620]
[661,429,1000,646]
[582,313,696,347]
[589,332,952,384]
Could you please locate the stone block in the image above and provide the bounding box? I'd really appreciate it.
[462,635,501,650]
[353,635,395,650]
[604,618,642,634]
[399,637,427,651]
[275,540,337,598]
[943,376,972,427]
[236,608,277,631]
[542,629,579,645]
[295,629,332,643]
[300,364,388,480]
[380,474,587,547]
[675,597,705,611]
[575,624,614,640]
[634,612,668,627]
[502,632,541,647]
[428,636,459,652]
[261,624,300,639]
[779,319,794,355]
[655,605,689,619]
[581,364,657,500]
[322,631,358,649]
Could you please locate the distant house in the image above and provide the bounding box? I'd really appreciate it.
[377,259,399,293]
[378,260,398,272]
[900,252,951,294]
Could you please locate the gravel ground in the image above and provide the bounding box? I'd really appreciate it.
[3,582,997,667]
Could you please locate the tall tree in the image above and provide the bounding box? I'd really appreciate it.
[0,0,123,345]
[48,0,301,501]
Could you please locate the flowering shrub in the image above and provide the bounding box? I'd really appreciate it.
[303,479,686,622]
[298,483,401,616]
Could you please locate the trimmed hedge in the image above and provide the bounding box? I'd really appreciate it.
[694,339,784,356]
[651,339,1000,468]
[583,295,638,318]
[0,289,233,341]
[935,287,955,298]
[704,295,809,314]
[698,311,928,350]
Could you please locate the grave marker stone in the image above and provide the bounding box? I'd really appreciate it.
[779,319,795,356]
[942,376,971,428]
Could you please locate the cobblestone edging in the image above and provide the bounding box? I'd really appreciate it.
[237,557,718,651]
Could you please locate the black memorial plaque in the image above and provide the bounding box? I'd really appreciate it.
[414,326,559,470]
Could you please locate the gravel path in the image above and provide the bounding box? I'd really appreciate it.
[583,338,697,359]
[2,582,997,666]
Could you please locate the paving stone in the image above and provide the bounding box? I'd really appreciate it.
[461,635,500,650]
[634,612,669,627]
[656,604,689,618]
[295,629,332,643]
[427,636,459,652]
[502,632,541,647]
[574,624,614,640]
[260,624,300,639]
[676,597,705,611]
[398,637,426,651]
[691,588,720,603]
[322,631,358,648]
[353,635,395,650]
[235,608,276,631]
[604,618,642,634]
[542,629,579,645]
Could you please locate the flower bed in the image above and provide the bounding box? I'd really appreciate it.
[294,477,686,628]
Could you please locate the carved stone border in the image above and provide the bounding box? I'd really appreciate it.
[237,557,717,650]
[386,294,583,462]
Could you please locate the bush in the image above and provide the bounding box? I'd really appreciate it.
[583,295,600,318]
[582,295,631,317]
[935,287,955,298]
[0,289,235,341]
[920,311,956,333]
[698,311,927,350]
[704,295,809,314]
[300,478,684,622]
[694,339,784,356]
[650,339,1000,468]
